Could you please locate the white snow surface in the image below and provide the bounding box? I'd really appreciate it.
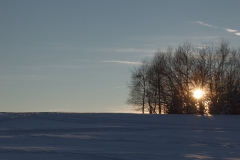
[0,113,240,160]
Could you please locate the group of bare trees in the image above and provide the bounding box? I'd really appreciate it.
[127,41,240,115]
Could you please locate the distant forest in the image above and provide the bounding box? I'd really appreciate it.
[127,40,240,115]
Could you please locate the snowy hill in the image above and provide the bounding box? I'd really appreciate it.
[0,113,239,159]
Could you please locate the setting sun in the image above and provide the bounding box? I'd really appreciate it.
[193,89,203,99]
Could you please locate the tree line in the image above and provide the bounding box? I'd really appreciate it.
[127,40,240,115]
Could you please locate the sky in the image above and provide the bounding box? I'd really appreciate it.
[0,0,240,113]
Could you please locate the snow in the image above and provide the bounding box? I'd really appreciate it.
[0,113,240,159]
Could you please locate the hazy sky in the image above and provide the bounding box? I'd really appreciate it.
[1,0,240,112]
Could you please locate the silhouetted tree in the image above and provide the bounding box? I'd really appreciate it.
[127,59,149,114]
[127,40,240,115]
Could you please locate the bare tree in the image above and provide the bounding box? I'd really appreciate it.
[127,59,149,114]
[149,52,167,114]
[127,40,240,115]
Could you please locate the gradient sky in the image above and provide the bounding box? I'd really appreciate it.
[1,0,240,113]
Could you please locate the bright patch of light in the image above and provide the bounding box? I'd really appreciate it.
[193,89,203,99]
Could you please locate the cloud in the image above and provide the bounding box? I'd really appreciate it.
[235,32,240,36]
[94,48,155,53]
[226,28,238,33]
[90,85,128,93]
[21,65,80,70]
[100,60,142,65]
[195,21,218,28]
[73,59,142,65]
[0,75,49,82]
[72,60,91,62]
[195,21,240,36]
[94,86,127,92]
[225,28,240,36]
[51,65,80,69]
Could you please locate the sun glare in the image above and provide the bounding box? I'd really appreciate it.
[193,89,203,99]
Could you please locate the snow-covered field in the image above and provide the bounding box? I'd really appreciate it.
[0,113,239,160]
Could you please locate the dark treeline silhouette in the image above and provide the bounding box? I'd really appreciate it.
[127,40,240,115]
